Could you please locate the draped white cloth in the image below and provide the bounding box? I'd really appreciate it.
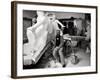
[24,16,61,63]
[24,16,49,63]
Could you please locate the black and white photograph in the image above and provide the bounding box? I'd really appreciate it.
[23,10,91,69]
[11,1,97,78]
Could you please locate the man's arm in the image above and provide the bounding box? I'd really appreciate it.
[55,20,65,29]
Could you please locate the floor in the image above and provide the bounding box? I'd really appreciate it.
[23,43,91,69]
[45,49,90,68]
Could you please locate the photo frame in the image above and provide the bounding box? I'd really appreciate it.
[11,1,98,78]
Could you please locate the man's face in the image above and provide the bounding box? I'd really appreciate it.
[48,14,56,21]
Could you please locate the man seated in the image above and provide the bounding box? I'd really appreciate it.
[53,30,71,67]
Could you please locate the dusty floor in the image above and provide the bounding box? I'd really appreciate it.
[45,49,90,68]
[23,44,90,69]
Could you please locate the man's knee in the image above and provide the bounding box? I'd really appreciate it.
[53,47,58,55]
[59,48,63,56]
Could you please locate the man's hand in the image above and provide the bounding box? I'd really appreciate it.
[55,47,60,50]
